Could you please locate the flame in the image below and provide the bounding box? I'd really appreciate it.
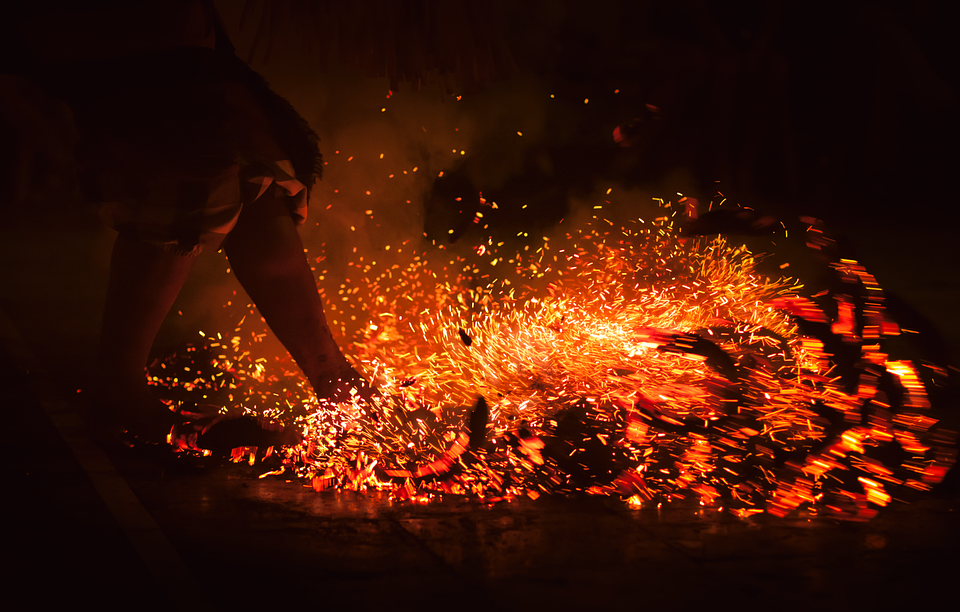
[149,204,956,520]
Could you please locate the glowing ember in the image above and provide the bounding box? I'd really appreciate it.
[150,203,956,520]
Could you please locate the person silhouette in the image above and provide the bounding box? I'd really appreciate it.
[10,0,371,446]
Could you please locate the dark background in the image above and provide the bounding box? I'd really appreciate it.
[2,3,958,608]
[2,0,958,363]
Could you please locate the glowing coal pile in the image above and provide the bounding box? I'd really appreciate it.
[150,203,956,520]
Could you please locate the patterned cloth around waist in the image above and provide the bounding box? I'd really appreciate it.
[64,47,319,255]
[97,156,307,256]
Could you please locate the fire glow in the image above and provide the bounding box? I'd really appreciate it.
[151,204,956,521]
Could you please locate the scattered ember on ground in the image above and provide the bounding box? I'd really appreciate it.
[149,202,957,520]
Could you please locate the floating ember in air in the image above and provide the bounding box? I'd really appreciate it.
[150,201,956,520]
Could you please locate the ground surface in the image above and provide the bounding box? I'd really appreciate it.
[4,291,959,611]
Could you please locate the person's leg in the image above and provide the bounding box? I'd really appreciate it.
[222,190,370,402]
[93,232,196,438]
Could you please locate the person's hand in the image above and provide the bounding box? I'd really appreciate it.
[311,366,378,404]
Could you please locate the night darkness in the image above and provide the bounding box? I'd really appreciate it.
[3,0,957,360]
[3,1,959,609]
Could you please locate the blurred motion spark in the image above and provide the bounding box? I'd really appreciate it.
[152,205,956,520]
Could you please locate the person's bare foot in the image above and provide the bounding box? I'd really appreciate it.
[86,384,186,446]
[90,383,303,455]
[171,415,303,454]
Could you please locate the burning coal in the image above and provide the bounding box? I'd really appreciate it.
[150,203,956,520]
